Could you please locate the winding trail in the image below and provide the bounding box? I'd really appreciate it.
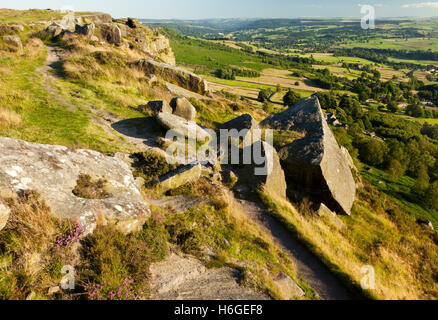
[236,196,353,300]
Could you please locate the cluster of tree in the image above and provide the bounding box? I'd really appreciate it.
[216,67,260,80]
[418,84,438,106]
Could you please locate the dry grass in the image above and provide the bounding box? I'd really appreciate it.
[72,174,112,200]
[0,107,21,129]
[260,181,438,300]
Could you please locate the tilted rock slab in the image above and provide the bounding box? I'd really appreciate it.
[136,59,210,95]
[170,97,197,121]
[153,162,202,193]
[155,112,211,141]
[260,96,356,215]
[242,141,287,200]
[0,137,150,233]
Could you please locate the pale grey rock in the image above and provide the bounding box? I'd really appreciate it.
[136,59,209,95]
[77,13,113,24]
[242,141,287,199]
[0,202,10,231]
[100,23,122,44]
[261,96,356,215]
[219,113,259,132]
[317,203,346,230]
[170,97,197,121]
[0,137,150,234]
[74,23,95,37]
[155,112,211,141]
[147,100,172,115]
[153,162,202,193]
[48,286,60,295]
[273,272,305,299]
[44,22,64,38]
[150,253,268,300]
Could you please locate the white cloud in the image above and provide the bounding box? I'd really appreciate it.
[402,2,438,9]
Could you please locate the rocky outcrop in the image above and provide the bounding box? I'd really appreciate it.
[155,112,211,141]
[150,253,268,300]
[171,97,197,121]
[153,162,202,192]
[0,137,150,234]
[99,23,122,44]
[1,35,23,53]
[146,100,172,115]
[78,13,113,24]
[0,202,10,231]
[43,22,64,38]
[136,59,210,95]
[74,23,95,37]
[261,96,356,215]
[242,141,287,199]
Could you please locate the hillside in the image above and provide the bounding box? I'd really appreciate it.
[0,9,437,301]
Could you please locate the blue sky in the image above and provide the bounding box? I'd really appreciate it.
[2,0,438,19]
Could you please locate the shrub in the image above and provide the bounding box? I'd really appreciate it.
[283,89,300,106]
[132,151,178,186]
[72,174,111,199]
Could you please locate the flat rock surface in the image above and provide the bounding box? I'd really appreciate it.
[150,253,268,300]
[0,137,150,233]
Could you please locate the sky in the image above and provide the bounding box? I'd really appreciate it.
[1,0,438,19]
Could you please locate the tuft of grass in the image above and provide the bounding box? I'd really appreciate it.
[0,107,21,129]
[72,174,111,200]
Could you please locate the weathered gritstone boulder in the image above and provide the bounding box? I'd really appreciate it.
[2,35,23,53]
[219,113,259,132]
[170,97,197,121]
[99,23,122,44]
[146,100,172,115]
[273,272,305,299]
[136,59,210,95]
[155,112,211,141]
[261,96,356,215]
[340,146,362,188]
[44,22,64,38]
[0,202,10,231]
[74,23,95,37]
[78,13,113,24]
[153,162,202,193]
[0,137,150,234]
[242,141,287,199]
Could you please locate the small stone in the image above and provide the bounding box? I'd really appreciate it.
[48,286,60,295]
[0,202,10,231]
[273,272,305,299]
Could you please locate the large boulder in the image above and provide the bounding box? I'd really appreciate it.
[44,22,64,38]
[77,13,113,24]
[1,35,23,53]
[155,112,211,141]
[261,96,356,215]
[0,202,10,231]
[99,23,122,44]
[146,100,172,115]
[242,141,287,199]
[136,59,209,95]
[171,97,197,121]
[0,137,150,234]
[153,162,202,193]
[74,23,95,37]
[219,113,259,132]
